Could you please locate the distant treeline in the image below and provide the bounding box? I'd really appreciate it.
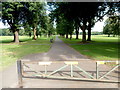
[1,28,103,36]
[0,28,56,37]
[0,28,25,36]
[79,32,103,35]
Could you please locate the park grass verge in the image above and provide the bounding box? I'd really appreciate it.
[60,35,119,61]
[0,36,53,71]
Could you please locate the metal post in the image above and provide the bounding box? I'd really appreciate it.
[17,60,23,88]
[71,64,73,77]
[45,65,47,74]
[96,62,99,79]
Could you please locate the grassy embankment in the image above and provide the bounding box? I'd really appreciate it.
[60,35,119,61]
[0,36,53,70]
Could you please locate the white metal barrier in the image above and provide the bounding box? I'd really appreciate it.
[17,60,120,87]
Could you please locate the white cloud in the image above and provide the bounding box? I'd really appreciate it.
[92,16,108,32]
[0,21,10,29]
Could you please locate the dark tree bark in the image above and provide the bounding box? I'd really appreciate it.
[48,31,51,37]
[76,27,79,39]
[82,28,86,42]
[66,33,68,39]
[62,34,65,38]
[108,34,110,37]
[36,34,39,38]
[81,20,87,42]
[70,34,72,40]
[87,19,92,41]
[13,33,15,42]
[81,22,87,42]
[29,32,32,37]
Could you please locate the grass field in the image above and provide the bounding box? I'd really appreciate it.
[0,36,53,70]
[60,35,119,61]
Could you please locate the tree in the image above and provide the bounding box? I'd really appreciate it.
[2,2,25,43]
[103,16,120,37]
[23,2,47,40]
[49,2,103,42]
[47,22,55,37]
[0,28,13,36]
[56,16,74,39]
[87,18,95,41]
[23,22,32,37]
[49,2,119,42]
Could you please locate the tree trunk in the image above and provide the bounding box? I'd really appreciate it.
[82,29,86,42]
[66,33,68,39]
[87,29,91,41]
[87,19,91,41]
[13,33,15,42]
[14,30,19,43]
[62,34,65,38]
[70,34,72,40]
[82,25,86,42]
[81,19,87,42]
[33,27,37,40]
[29,32,31,37]
[76,27,79,39]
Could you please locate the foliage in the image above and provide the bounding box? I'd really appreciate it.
[49,2,119,42]
[0,29,13,36]
[2,2,54,42]
[23,2,48,39]
[56,17,74,37]
[2,2,24,29]
[2,2,27,42]
[103,16,120,37]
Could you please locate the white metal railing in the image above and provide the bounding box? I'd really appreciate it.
[17,60,120,87]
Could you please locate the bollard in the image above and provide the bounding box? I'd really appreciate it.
[96,62,99,79]
[17,60,23,88]
[70,64,73,77]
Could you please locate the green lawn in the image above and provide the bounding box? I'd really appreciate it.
[60,35,119,61]
[0,36,52,70]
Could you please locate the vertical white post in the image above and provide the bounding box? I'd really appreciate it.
[45,65,47,75]
[96,62,99,79]
[71,64,73,77]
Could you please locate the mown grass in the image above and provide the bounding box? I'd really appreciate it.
[0,36,53,70]
[60,35,119,61]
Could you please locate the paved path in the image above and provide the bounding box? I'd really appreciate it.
[1,36,119,88]
[22,36,89,61]
[21,36,119,88]
[0,63,18,89]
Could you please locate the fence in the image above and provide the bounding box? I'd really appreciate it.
[17,60,120,87]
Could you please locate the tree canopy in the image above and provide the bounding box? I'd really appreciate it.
[2,2,119,43]
[49,2,119,42]
[2,2,52,42]
[2,2,25,43]
[103,16,120,37]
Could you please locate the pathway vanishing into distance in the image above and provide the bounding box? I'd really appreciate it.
[22,36,89,61]
[1,36,119,88]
